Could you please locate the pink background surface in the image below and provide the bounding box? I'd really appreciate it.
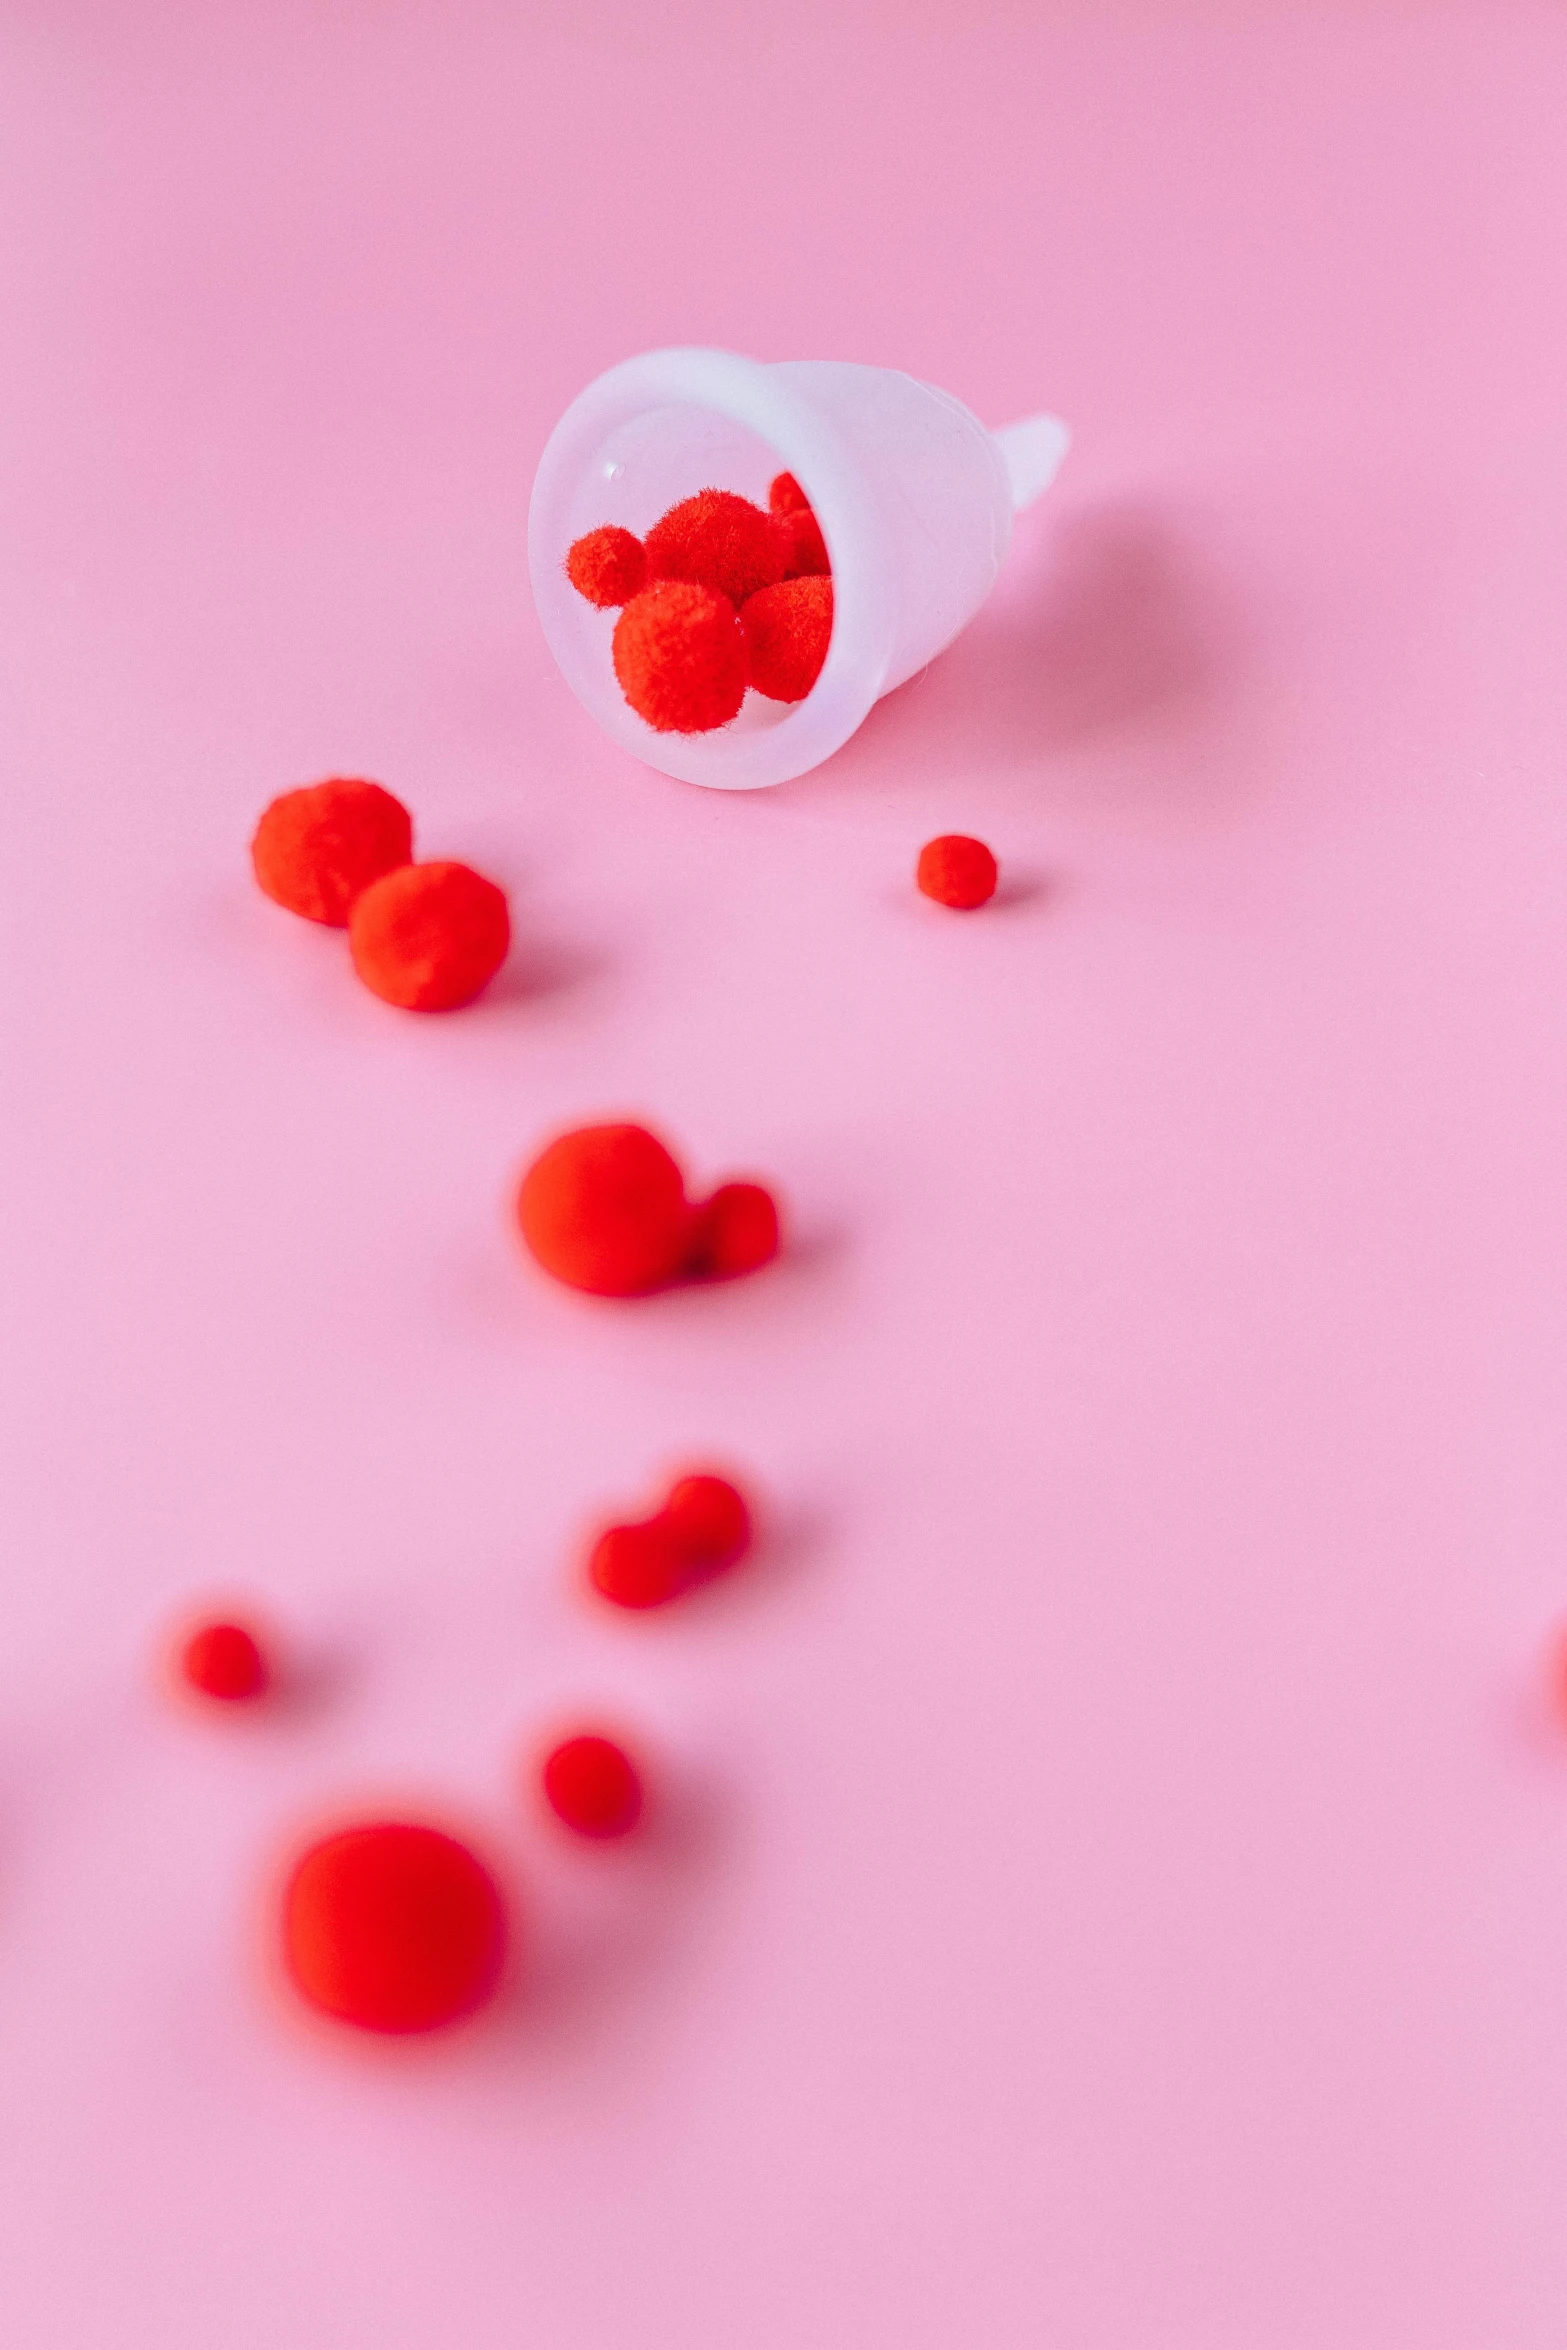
[5,3,1567,2341]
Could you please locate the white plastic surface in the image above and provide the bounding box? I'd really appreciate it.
[528,348,1070,791]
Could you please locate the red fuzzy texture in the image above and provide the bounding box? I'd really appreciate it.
[916,834,999,910]
[612,582,748,733]
[565,525,647,608]
[179,1620,268,1702]
[684,1181,781,1279]
[282,1823,505,2034]
[542,1735,644,1838]
[644,489,787,610]
[739,577,834,703]
[778,506,831,579]
[348,860,510,1010]
[768,472,810,515]
[517,1124,691,1296]
[251,779,412,925]
[589,1472,753,1609]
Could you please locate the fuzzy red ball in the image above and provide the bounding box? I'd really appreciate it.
[251,779,412,926]
[347,860,510,1010]
[916,834,999,910]
[282,1822,506,2034]
[565,525,647,608]
[684,1181,781,1279]
[644,488,788,610]
[542,1735,644,1839]
[179,1619,269,1702]
[739,577,833,703]
[768,472,810,516]
[517,1124,691,1297]
[588,1471,753,1609]
[612,581,749,734]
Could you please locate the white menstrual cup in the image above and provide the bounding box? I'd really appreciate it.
[529,349,1070,791]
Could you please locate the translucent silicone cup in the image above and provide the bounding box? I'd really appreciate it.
[529,348,1069,792]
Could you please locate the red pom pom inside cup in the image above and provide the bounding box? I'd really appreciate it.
[916,834,999,909]
[644,488,787,610]
[541,1735,644,1838]
[348,860,510,1010]
[768,471,810,516]
[612,582,748,734]
[777,507,830,579]
[589,1472,753,1610]
[179,1619,269,1702]
[516,1125,780,1297]
[565,525,647,608]
[251,779,412,925]
[740,578,833,703]
[282,1822,506,2034]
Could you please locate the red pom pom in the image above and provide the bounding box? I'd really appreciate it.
[347,860,510,1010]
[282,1822,506,2035]
[916,834,999,910]
[251,779,412,926]
[684,1181,781,1279]
[565,525,647,609]
[739,577,833,705]
[588,1471,754,1609]
[644,489,787,610]
[768,472,810,516]
[517,1124,691,1297]
[612,582,748,734]
[778,506,830,579]
[179,1619,268,1702]
[664,1473,752,1572]
[541,1735,644,1838]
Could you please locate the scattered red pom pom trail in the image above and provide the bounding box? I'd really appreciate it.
[916,834,999,910]
[589,1470,753,1610]
[282,1821,506,2034]
[251,779,412,925]
[516,1124,780,1296]
[644,488,787,610]
[178,1618,269,1702]
[541,1734,644,1838]
[740,578,833,703]
[613,582,748,734]
[349,859,510,1010]
[565,525,647,608]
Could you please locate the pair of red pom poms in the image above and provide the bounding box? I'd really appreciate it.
[589,1470,752,1609]
[251,779,510,1010]
[566,476,834,735]
[516,1123,779,1297]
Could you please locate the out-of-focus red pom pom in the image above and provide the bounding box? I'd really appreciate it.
[282,1822,506,2034]
[612,582,749,734]
[684,1181,781,1279]
[644,489,787,610]
[517,1124,692,1297]
[777,506,830,579]
[251,779,412,926]
[565,525,647,608]
[588,1471,754,1610]
[664,1473,752,1573]
[916,834,999,910]
[768,472,810,516]
[541,1735,644,1838]
[347,860,510,1010]
[738,577,833,705]
[179,1619,269,1702]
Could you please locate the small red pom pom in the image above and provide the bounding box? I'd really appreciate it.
[777,506,830,579]
[565,525,647,608]
[517,1124,691,1297]
[916,834,999,909]
[541,1735,644,1838]
[612,582,749,734]
[740,577,833,704]
[588,1471,754,1609]
[684,1181,781,1279]
[251,779,412,926]
[664,1473,752,1573]
[179,1619,269,1702]
[644,488,787,610]
[282,1822,506,2035]
[768,472,810,516]
[347,859,510,1010]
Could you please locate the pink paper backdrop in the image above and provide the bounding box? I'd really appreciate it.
[4,2,1567,2342]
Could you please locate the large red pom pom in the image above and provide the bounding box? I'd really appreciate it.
[644,489,788,610]
[516,1124,692,1297]
[348,860,510,1010]
[612,582,749,734]
[251,779,412,926]
[739,578,833,704]
[282,1822,506,2034]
